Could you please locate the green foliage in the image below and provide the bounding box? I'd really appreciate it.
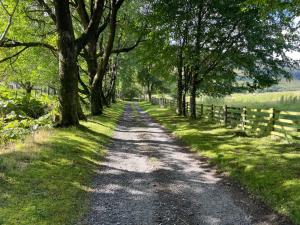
[147,0,299,96]
[0,86,58,144]
[122,85,142,100]
[141,102,300,224]
[0,103,124,225]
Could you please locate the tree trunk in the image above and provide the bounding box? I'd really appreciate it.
[85,38,104,115]
[54,0,79,126]
[25,87,32,94]
[182,92,186,117]
[148,91,152,102]
[76,93,87,120]
[147,81,152,102]
[189,6,202,120]
[111,81,116,103]
[176,49,183,115]
[90,80,103,115]
[190,74,197,119]
[90,1,119,114]
[101,87,109,107]
[105,59,118,105]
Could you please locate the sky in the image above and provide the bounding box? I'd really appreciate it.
[287,51,300,60]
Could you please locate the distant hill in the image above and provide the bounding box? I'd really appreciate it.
[264,79,300,92]
[292,70,300,80]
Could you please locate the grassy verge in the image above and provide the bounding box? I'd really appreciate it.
[0,102,124,225]
[140,102,300,225]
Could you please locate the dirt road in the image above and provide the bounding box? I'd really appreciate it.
[83,103,291,225]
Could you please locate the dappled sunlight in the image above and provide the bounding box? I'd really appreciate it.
[141,102,300,224]
[0,103,124,224]
[82,103,260,225]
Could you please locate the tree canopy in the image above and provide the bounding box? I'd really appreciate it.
[0,0,299,124]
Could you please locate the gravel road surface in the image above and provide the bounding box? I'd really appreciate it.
[83,103,292,225]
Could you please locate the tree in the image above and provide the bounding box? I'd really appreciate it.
[0,0,112,126]
[148,0,300,118]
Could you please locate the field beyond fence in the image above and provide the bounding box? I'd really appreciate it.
[151,98,300,141]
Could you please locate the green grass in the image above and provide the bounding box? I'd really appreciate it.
[198,90,300,112]
[140,102,300,225]
[0,102,124,225]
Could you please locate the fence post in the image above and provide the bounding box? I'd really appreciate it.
[270,108,277,133]
[211,104,214,121]
[224,105,228,125]
[242,107,247,130]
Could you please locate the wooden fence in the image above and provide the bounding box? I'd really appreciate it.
[151,97,300,140]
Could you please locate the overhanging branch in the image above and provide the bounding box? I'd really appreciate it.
[0,39,56,52]
[111,38,144,54]
[0,0,20,43]
[0,46,28,63]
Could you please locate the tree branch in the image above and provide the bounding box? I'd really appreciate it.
[0,46,28,63]
[36,0,56,23]
[111,38,143,54]
[0,38,56,52]
[76,0,105,53]
[78,71,90,96]
[0,0,19,43]
[96,14,110,37]
[74,0,90,28]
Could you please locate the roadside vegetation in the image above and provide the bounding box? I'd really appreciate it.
[140,102,300,225]
[0,103,124,225]
[0,0,300,224]
[0,86,58,145]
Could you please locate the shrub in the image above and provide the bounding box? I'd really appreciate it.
[0,87,58,144]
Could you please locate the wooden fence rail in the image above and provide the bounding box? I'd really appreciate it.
[151,97,300,140]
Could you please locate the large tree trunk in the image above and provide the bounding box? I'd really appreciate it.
[106,56,118,105]
[54,0,79,126]
[91,1,119,115]
[86,38,104,114]
[90,80,103,115]
[190,74,197,119]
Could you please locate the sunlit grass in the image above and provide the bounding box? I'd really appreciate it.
[0,102,124,225]
[140,102,300,225]
[198,90,300,111]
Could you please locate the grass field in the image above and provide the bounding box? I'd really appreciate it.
[267,80,300,92]
[198,90,300,112]
[140,102,300,225]
[0,103,124,225]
